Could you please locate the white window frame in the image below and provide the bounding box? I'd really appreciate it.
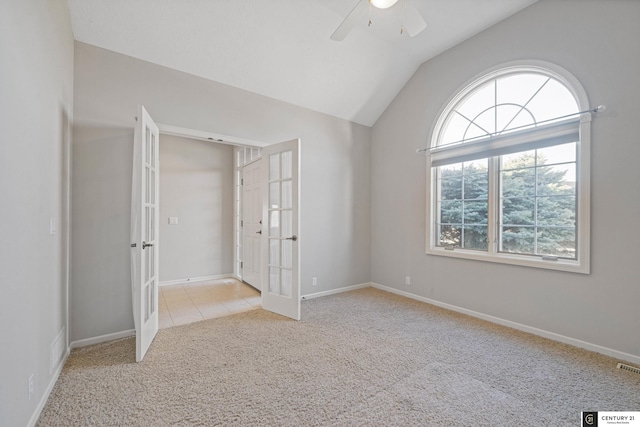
[426,61,591,274]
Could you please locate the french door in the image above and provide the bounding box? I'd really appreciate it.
[241,159,262,290]
[130,105,160,362]
[261,139,300,320]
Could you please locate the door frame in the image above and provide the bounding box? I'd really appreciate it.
[156,124,301,313]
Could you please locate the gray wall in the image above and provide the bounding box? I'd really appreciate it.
[371,0,640,361]
[159,135,234,282]
[71,41,371,341]
[0,1,74,425]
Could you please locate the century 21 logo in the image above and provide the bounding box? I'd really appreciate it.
[583,412,597,426]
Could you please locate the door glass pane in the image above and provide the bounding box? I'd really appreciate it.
[281,269,292,297]
[145,168,150,203]
[150,279,155,315]
[281,180,292,209]
[149,245,155,278]
[145,127,151,164]
[269,211,280,237]
[281,150,292,179]
[270,154,280,181]
[282,239,292,268]
[151,134,156,167]
[269,239,280,266]
[150,169,155,204]
[145,242,150,282]
[269,267,280,294]
[269,182,280,209]
[281,210,292,238]
[149,206,155,241]
[145,207,150,240]
[144,284,150,321]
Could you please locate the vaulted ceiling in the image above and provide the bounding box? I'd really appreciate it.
[68,0,537,127]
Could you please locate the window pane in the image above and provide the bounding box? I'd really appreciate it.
[269,211,280,237]
[269,153,280,181]
[537,196,575,226]
[281,150,292,179]
[463,159,488,199]
[496,73,550,109]
[269,182,280,209]
[269,267,280,294]
[281,180,292,209]
[463,226,488,250]
[463,172,488,200]
[502,197,535,225]
[269,239,280,266]
[440,114,468,146]
[502,150,535,170]
[439,200,462,224]
[537,227,576,258]
[501,227,535,254]
[537,142,576,165]
[524,78,579,123]
[464,201,487,225]
[537,164,576,196]
[456,81,495,126]
[501,168,536,198]
[439,225,461,247]
[281,269,292,298]
[439,163,462,200]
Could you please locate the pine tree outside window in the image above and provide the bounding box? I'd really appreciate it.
[426,62,591,273]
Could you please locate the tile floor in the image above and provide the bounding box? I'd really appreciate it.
[159,278,261,329]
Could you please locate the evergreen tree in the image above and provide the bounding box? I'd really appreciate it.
[438,151,576,257]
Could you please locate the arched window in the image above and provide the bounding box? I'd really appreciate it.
[426,62,591,273]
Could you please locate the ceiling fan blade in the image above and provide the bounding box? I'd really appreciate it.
[330,0,369,41]
[402,2,427,37]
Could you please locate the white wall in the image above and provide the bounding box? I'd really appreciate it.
[0,1,74,425]
[371,0,640,362]
[71,42,371,342]
[159,135,234,282]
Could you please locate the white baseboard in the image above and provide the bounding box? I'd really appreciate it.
[370,282,640,366]
[70,329,135,349]
[26,348,70,427]
[301,282,371,300]
[159,273,234,287]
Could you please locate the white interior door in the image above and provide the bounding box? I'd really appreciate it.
[241,159,262,290]
[261,139,300,320]
[130,105,160,362]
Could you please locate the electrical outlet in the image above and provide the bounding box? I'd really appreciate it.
[168,216,179,225]
[312,277,317,286]
[405,276,411,286]
[28,374,34,401]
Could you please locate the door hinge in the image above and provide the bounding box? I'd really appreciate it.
[241,220,243,227]
[241,178,243,185]
[240,261,243,269]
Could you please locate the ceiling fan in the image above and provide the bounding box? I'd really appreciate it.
[331,0,427,41]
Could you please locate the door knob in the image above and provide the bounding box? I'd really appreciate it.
[142,241,153,249]
[256,230,262,234]
[285,235,297,241]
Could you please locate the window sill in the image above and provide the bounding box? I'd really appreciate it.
[426,246,590,274]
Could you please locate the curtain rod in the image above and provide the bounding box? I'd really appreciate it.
[416,105,606,154]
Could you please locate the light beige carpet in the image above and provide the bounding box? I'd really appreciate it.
[38,288,639,426]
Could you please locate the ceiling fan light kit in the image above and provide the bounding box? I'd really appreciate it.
[370,0,400,9]
[331,0,426,41]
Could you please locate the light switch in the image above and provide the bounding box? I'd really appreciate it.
[168,217,179,225]
[49,217,56,235]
